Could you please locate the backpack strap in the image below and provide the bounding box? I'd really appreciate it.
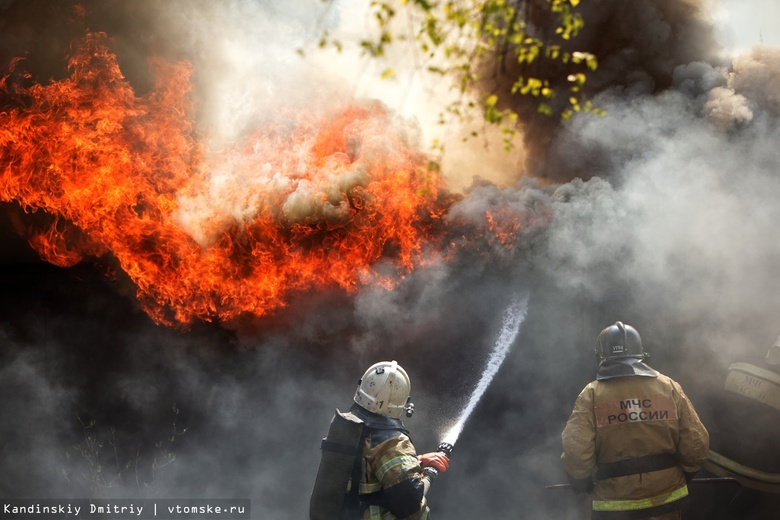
[343,425,370,519]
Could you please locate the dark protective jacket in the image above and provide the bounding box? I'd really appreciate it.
[350,404,430,520]
[561,365,710,519]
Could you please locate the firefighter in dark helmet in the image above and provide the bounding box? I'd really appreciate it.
[310,360,449,520]
[561,322,710,520]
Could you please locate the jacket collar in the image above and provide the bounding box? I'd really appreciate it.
[596,358,660,381]
[349,402,407,431]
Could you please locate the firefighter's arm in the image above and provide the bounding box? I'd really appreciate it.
[673,382,710,474]
[372,435,430,519]
[418,452,449,497]
[561,386,597,492]
[420,467,437,496]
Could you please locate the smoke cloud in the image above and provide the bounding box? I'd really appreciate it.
[2,0,780,518]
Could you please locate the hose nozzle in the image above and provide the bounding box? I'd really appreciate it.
[437,442,454,457]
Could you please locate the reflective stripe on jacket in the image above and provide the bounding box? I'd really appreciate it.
[592,484,688,511]
[359,433,429,520]
[561,373,709,516]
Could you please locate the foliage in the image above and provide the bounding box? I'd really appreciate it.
[313,0,603,152]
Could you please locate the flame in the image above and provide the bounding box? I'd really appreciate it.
[0,33,452,326]
[486,209,523,248]
[485,206,552,248]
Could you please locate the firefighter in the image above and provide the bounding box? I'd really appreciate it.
[561,321,710,520]
[311,360,449,520]
[700,332,780,517]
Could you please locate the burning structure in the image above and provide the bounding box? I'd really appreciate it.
[1,0,780,518]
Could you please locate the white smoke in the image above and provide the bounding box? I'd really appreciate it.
[714,0,780,52]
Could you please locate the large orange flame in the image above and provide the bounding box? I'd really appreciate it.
[0,33,451,326]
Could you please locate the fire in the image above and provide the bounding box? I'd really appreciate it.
[486,209,523,248]
[485,206,550,248]
[0,32,452,326]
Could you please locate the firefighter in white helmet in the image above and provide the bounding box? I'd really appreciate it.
[310,360,449,520]
[701,331,780,516]
[351,360,449,519]
[561,322,710,519]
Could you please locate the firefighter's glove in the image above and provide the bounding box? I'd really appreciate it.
[419,452,450,473]
[567,474,594,494]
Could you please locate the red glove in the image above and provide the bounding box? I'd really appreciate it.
[419,452,450,473]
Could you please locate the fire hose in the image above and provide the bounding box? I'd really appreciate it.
[421,442,454,479]
[545,477,740,490]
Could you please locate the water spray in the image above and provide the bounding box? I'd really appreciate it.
[439,296,529,452]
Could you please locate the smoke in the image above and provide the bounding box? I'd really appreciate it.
[0,331,77,496]
[2,0,780,519]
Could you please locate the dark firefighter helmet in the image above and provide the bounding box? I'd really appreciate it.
[596,321,644,361]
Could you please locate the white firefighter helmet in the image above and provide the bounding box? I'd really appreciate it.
[353,360,412,419]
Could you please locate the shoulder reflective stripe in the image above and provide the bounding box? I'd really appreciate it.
[376,455,418,480]
[359,481,383,494]
[725,363,780,410]
[591,485,688,512]
[709,450,780,483]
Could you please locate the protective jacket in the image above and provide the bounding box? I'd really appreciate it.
[561,370,709,519]
[350,404,430,520]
